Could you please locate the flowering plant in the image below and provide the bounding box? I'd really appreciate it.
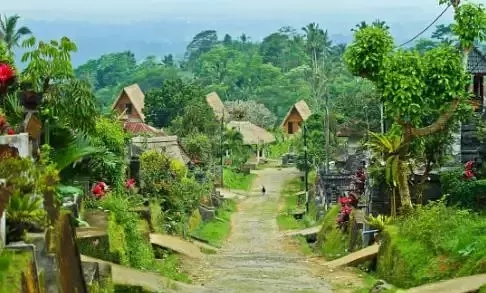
[463,160,475,180]
[0,63,15,84]
[336,168,366,229]
[0,63,15,94]
[91,181,109,200]
[125,178,136,190]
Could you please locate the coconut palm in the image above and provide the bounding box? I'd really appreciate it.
[0,14,32,51]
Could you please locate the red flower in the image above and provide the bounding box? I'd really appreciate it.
[7,129,14,135]
[339,197,352,205]
[464,169,475,179]
[125,178,136,189]
[465,161,474,170]
[0,64,15,84]
[92,182,108,199]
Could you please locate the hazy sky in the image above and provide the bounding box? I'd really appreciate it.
[4,0,454,22]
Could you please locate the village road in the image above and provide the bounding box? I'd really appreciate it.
[197,167,332,293]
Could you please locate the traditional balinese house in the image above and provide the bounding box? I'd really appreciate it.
[206,92,228,121]
[227,121,275,164]
[280,100,312,134]
[112,84,164,136]
[460,46,486,163]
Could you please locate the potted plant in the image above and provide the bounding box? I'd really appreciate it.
[19,81,43,110]
[6,194,45,243]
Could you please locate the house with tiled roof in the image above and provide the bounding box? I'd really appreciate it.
[112,84,164,136]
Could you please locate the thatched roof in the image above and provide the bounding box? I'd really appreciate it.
[280,100,312,127]
[130,135,190,164]
[112,84,146,121]
[227,121,275,145]
[206,92,227,120]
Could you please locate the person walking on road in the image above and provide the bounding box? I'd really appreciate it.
[261,185,266,196]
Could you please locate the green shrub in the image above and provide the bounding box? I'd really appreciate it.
[440,169,486,210]
[376,200,486,288]
[141,150,211,234]
[223,168,256,190]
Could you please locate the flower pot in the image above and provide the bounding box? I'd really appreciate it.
[20,90,43,110]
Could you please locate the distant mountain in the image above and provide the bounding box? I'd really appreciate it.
[15,11,452,66]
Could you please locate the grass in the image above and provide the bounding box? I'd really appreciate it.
[276,177,316,230]
[376,200,486,288]
[153,251,191,283]
[293,235,313,256]
[223,168,256,191]
[191,199,237,248]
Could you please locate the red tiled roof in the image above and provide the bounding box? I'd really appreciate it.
[123,121,164,136]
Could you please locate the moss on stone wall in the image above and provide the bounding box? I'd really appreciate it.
[317,206,350,260]
[77,214,128,264]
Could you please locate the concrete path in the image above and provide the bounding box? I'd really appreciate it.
[150,233,205,259]
[323,244,379,269]
[282,225,323,237]
[405,274,486,293]
[80,255,202,292]
[198,168,332,293]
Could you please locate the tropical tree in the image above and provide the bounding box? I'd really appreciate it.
[0,14,32,52]
[343,1,486,212]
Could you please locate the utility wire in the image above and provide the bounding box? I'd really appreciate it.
[397,4,452,48]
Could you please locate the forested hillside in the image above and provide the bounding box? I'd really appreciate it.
[75,22,486,131]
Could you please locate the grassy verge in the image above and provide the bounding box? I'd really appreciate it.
[153,248,191,283]
[276,177,316,230]
[223,168,256,191]
[191,199,237,247]
[376,200,486,288]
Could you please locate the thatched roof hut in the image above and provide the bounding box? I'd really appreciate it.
[280,100,312,134]
[227,121,275,145]
[130,135,190,164]
[206,92,227,120]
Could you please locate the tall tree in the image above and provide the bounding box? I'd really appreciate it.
[344,1,486,212]
[0,14,32,52]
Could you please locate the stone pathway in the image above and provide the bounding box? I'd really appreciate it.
[196,167,332,293]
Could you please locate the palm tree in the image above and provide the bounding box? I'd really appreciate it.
[0,14,32,52]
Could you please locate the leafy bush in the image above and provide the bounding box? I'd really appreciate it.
[440,169,486,210]
[141,150,211,234]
